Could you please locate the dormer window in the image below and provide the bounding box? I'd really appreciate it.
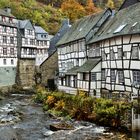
[2,16,6,22]
[27,29,32,35]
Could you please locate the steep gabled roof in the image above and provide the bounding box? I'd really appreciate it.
[56,12,104,46]
[48,19,71,55]
[34,26,47,34]
[77,58,101,72]
[88,3,140,44]
[119,0,140,10]
[18,20,30,29]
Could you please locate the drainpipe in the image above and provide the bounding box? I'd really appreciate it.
[88,71,91,96]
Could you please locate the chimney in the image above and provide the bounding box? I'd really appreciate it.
[4,7,11,14]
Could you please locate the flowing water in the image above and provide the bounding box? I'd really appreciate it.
[0,94,137,140]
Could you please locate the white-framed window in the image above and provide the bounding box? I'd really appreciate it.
[111,69,115,82]
[133,71,140,84]
[132,46,139,59]
[10,37,14,44]
[118,48,122,59]
[3,36,7,43]
[91,73,96,81]
[3,48,7,55]
[11,59,14,65]
[118,70,124,83]
[102,69,105,81]
[10,48,14,55]
[3,59,6,65]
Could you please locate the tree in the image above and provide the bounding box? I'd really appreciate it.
[85,0,101,15]
[61,0,85,22]
[106,0,115,9]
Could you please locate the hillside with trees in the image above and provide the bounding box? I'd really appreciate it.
[0,0,124,35]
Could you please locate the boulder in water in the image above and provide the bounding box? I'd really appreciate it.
[50,122,74,131]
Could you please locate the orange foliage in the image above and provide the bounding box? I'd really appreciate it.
[85,0,101,15]
[61,0,85,22]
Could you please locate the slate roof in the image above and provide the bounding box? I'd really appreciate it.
[18,20,30,29]
[77,58,101,73]
[66,66,80,75]
[88,2,140,44]
[56,12,104,46]
[48,19,71,55]
[34,26,47,34]
[0,9,14,17]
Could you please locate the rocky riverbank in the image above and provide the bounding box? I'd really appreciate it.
[0,93,135,140]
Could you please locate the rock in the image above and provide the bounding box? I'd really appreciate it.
[0,127,21,140]
[50,122,75,131]
[43,129,54,136]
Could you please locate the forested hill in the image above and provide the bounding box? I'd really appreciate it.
[0,0,124,35]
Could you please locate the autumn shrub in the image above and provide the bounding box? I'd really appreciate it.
[55,100,65,110]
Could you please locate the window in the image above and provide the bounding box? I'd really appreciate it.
[2,16,6,22]
[11,59,14,65]
[102,51,106,61]
[133,71,140,85]
[118,48,122,59]
[10,48,14,55]
[3,26,6,32]
[3,48,7,55]
[3,36,7,43]
[9,18,13,23]
[3,59,6,65]
[25,38,28,45]
[27,29,32,35]
[10,37,14,44]
[83,73,89,81]
[102,69,105,81]
[24,48,27,55]
[30,39,34,45]
[118,70,124,83]
[41,35,43,38]
[10,27,14,33]
[110,50,114,60]
[132,46,139,59]
[111,70,115,82]
[37,41,39,46]
[91,73,96,81]
[76,59,79,66]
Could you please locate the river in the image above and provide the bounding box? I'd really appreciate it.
[0,94,138,140]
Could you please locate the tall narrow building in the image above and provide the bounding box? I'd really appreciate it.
[17,20,36,87]
[34,26,50,66]
[0,8,18,87]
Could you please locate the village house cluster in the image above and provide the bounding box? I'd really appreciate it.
[56,0,140,99]
[0,7,51,87]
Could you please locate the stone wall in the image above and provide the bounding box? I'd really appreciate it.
[16,59,35,87]
[40,51,58,86]
[0,67,16,87]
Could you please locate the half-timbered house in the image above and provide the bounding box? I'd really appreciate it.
[34,26,50,66]
[57,9,112,95]
[0,7,18,86]
[17,20,36,87]
[87,0,140,99]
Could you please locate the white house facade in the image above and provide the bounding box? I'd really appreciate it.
[0,8,18,86]
[88,1,140,99]
[34,26,50,66]
[57,9,112,95]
